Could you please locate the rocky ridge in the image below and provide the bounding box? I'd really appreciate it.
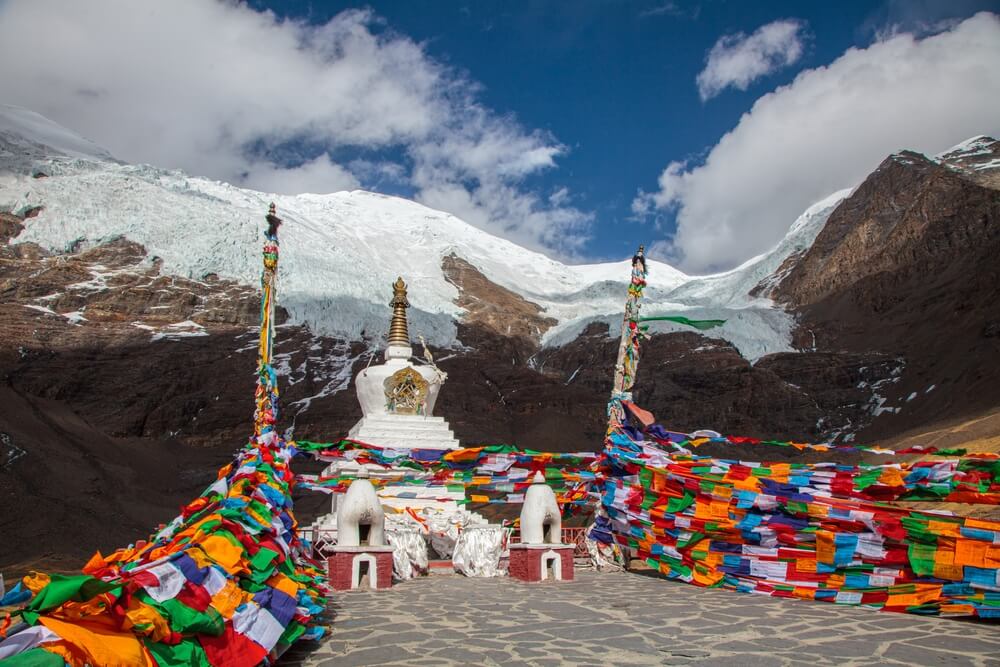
[772,138,1000,440]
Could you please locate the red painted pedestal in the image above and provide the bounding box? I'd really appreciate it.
[508,544,574,582]
[328,546,395,591]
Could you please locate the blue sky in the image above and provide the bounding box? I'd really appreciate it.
[250,1,893,256]
[248,0,1000,267]
[1,1,999,270]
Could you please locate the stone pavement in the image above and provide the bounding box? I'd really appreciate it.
[280,570,1000,667]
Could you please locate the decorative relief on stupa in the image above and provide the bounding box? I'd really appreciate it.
[384,366,429,415]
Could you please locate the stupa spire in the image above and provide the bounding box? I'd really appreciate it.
[387,277,411,346]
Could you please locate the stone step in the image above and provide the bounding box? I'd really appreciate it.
[352,432,459,446]
[350,422,458,439]
[352,433,458,444]
[346,413,461,449]
[349,432,460,449]
[351,418,451,433]
[361,414,449,424]
[352,417,452,432]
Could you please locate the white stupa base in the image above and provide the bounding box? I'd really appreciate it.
[348,413,460,450]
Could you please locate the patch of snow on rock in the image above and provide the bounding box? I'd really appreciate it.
[62,311,87,325]
[23,304,58,317]
[151,321,209,342]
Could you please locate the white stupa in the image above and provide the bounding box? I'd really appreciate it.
[347,276,460,449]
[309,278,484,559]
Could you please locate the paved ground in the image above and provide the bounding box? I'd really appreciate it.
[280,569,1000,667]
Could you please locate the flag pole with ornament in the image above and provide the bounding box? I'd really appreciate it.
[0,203,329,666]
[606,245,648,438]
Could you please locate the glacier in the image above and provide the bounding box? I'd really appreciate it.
[0,104,850,361]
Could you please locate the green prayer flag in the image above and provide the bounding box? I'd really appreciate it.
[0,648,67,667]
[157,597,225,637]
[278,621,307,646]
[26,574,118,614]
[639,315,726,330]
[907,542,938,577]
[144,637,213,667]
[677,530,705,549]
[666,491,695,514]
[250,547,279,572]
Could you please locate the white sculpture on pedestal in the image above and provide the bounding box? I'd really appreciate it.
[508,470,574,582]
[329,468,395,590]
[336,468,386,547]
[521,471,562,544]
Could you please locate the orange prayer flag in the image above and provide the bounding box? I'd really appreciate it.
[816,531,836,564]
[954,539,989,568]
[23,572,51,594]
[82,551,106,575]
[39,616,151,667]
[928,520,962,537]
[444,447,483,463]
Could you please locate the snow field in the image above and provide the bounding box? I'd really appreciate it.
[0,105,862,361]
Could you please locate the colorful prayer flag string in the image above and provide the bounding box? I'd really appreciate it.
[594,406,1000,617]
[590,245,999,618]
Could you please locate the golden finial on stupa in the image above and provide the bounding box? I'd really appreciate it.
[388,276,411,346]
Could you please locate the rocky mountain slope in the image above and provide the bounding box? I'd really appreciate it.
[772,137,1000,439]
[1,106,998,570]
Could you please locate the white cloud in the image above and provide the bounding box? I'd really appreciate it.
[696,19,807,101]
[416,178,592,253]
[0,0,589,256]
[639,3,682,19]
[638,12,1000,273]
[242,154,360,195]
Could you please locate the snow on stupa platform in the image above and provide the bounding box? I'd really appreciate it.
[348,414,459,450]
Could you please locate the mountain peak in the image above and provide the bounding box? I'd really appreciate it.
[0,105,114,170]
[935,135,1000,189]
[937,135,1000,161]
[1,105,798,362]
[886,149,937,169]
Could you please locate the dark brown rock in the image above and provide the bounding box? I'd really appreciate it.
[442,253,556,342]
[775,152,1000,307]
[0,211,24,244]
[774,145,1000,441]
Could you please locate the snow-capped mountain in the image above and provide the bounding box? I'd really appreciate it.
[2,103,998,454]
[0,104,812,362]
[4,105,999,573]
